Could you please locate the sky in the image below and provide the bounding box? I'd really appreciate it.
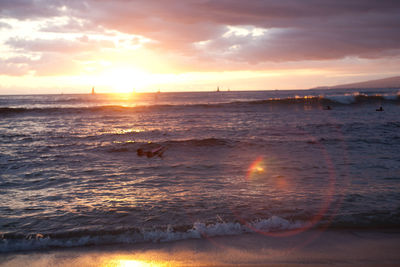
[0,0,400,94]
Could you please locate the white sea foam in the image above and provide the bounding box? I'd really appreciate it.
[324,93,358,104]
[0,216,303,253]
[383,93,398,100]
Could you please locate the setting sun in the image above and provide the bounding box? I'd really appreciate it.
[100,67,151,93]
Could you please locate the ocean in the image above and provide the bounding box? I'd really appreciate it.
[1,88,399,253]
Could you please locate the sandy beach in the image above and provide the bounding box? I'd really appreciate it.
[1,229,400,266]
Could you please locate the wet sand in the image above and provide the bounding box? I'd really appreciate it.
[1,229,400,266]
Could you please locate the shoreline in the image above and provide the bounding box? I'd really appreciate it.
[1,229,400,266]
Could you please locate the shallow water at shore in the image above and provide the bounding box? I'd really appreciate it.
[2,229,400,266]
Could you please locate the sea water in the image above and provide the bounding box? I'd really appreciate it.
[0,88,399,252]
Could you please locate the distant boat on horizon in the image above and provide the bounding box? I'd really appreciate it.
[216,86,220,92]
[91,87,95,95]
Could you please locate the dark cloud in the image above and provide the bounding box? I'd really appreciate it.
[1,0,400,67]
[0,0,64,19]
[198,25,400,63]
[0,0,90,20]
[76,0,400,63]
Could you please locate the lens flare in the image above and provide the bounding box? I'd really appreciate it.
[246,156,267,180]
[239,150,336,238]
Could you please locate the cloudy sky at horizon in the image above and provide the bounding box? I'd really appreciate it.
[1,0,400,93]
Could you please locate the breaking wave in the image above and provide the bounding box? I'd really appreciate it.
[1,93,399,116]
[2,210,398,253]
[0,216,302,253]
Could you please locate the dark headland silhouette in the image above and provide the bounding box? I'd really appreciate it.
[313,76,400,89]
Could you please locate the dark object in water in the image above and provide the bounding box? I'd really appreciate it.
[376,106,384,111]
[324,105,332,110]
[137,145,167,158]
[137,148,145,156]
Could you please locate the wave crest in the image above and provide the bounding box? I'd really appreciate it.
[1,93,399,116]
[0,216,302,253]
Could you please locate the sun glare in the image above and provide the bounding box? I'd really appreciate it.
[117,260,150,267]
[101,67,151,93]
[103,257,174,267]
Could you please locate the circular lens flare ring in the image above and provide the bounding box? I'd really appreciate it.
[236,140,337,237]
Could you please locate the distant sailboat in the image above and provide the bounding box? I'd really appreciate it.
[216,86,220,92]
[91,87,95,95]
